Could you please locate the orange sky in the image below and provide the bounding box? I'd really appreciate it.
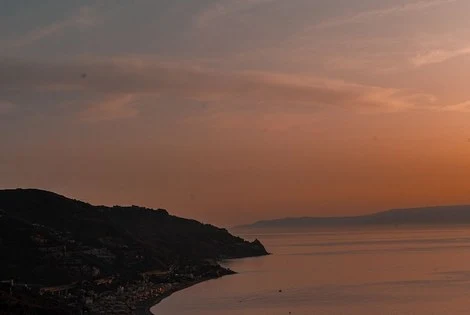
[2,1,470,226]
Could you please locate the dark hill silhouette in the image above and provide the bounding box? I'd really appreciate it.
[0,188,268,286]
[236,205,470,229]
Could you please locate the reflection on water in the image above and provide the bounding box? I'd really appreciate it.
[152,227,470,314]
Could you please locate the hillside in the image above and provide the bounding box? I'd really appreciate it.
[0,188,268,286]
[236,205,470,229]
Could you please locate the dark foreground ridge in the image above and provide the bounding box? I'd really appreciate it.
[0,188,268,314]
[236,205,470,229]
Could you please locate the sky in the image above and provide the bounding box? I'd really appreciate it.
[2,0,470,226]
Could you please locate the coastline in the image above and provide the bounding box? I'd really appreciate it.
[136,275,227,315]
[135,255,269,314]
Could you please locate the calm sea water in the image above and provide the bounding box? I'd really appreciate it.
[151,227,470,314]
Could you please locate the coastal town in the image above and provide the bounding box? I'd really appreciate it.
[1,260,234,314]
[0,189,267,314]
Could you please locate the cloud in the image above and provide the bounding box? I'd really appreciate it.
[194,0,277,28]
[79,94,138,122]
[441,99,470,112]
[411,46,470,67]
[314,0,457,29]
[0,56,441,122]
[1,5,98,51]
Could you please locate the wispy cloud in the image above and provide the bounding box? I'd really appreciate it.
[314,0,457,29]
[411,46,470,66]
[80,94,138,122]
[441,99,470,112]
[1,5,98,51]
[194,0,277,28]
[0,56,443,122]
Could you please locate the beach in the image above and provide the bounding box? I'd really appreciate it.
[137,275,228,315]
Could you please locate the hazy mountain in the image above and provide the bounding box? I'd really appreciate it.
[236,205,470,229]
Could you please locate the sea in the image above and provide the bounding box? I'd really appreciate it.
[151,227,470,314]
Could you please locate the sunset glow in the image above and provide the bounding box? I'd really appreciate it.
[2,0,470,225]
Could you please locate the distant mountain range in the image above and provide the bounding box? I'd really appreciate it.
[236,205,470,229]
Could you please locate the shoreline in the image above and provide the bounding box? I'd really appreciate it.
[135,255,268,314]
[136,274,226,315]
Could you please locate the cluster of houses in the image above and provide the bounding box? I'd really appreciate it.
[2,217,234,314]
